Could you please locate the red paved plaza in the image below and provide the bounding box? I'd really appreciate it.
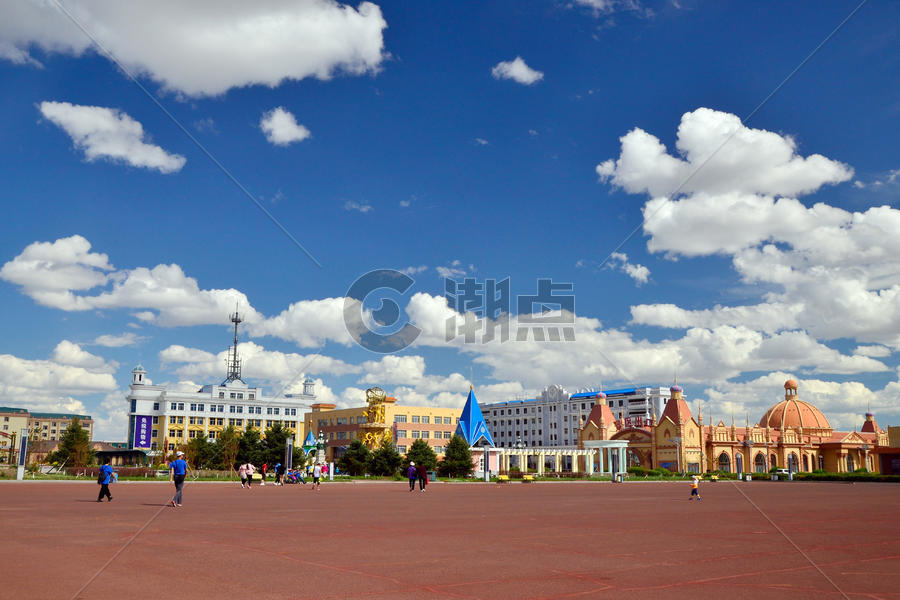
[2,480,898,599]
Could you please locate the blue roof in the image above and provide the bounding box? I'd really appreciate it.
[569,391,605,399]
[455,388,495,447]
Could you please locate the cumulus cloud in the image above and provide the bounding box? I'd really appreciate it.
[0,343,118,423]
[491,56,543,85]
[39,101,185,173]
[93,332,143,347]
[1,235,263,327]
[599,108,900,349]
[608,252,649,284]
[260,107,311,146]
[1,1,387,97]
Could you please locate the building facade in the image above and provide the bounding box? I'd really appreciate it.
[579,380,892,474]
[304,399,462,462]
[126,365,316,455]
[481,383,671,448]
[1,406,94,448]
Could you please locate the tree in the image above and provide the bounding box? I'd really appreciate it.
[337,439,370,475]
[216,426,240,471]
[53,418,93,467]
[405,439,437,471]
[368,438,402,476]
[186,436,215,469]
[262,422,292,466]
[438,435,473,478]
[238,426,265,466]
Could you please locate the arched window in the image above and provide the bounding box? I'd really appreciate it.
[717,452,730,472]
[770,453,777,469]
[802,454,809,472]
[754,453,766,473]
[736,454,743,474]
[846,454,855,472]
[787,453,799,473]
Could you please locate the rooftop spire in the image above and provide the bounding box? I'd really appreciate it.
[223,306,244,384]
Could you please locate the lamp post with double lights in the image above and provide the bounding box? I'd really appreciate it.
[668,437,682,475]
[515,436,525,473]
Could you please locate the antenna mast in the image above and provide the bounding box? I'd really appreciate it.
[223,307,244,384]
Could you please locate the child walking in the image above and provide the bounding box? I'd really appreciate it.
[689,475,701,501]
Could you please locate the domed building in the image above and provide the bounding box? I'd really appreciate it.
[579,379,891,474]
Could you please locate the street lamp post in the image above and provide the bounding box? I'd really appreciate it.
[483,439,491,482]
[668,437,682,475]
[860,444,870,472]
[514,436,525,472]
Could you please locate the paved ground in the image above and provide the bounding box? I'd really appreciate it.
[1,479,898,599]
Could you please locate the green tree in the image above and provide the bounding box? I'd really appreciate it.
[337,439,371,475]
[186,436,215,469]
[404,439,437,471]
[368,438,402,476]
[262,422,292,466]
[238,426,265,466]
[216,426,241,471]
[52,418,93,467]
[438,435,473,477]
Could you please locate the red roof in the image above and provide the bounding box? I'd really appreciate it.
[585,403,617,430]
[660,396,693,425]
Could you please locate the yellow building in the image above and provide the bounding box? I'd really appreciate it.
[1,407,30,455]
[580,380,892,474]
[304,394,461,463]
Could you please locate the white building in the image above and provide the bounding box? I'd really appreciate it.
[483,384,678,448]
[126,365,316,454]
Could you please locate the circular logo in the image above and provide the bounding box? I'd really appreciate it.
[343,269,422,353]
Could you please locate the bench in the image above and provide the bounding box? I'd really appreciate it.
[522,475,534,483]
[497,475,510,483]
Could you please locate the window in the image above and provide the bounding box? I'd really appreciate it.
[170,402,177,410]
[237,393,243,399]
[395,414,407,423]
[434,446,443,454]
[177,417,184,424]
[336,417,347,425]
[152,416,159,424]
[443,431,451,439]
[237,406,243,414]
[188,430,197,439]
[151,430,157,438]
[337,432,347,440]
[190,404,198,411]
[422,416,430,424]
[267,407,273,415]
[274,408,280,415]
[411,430,420,438]
[230,393,236,399]
[208,431,218,440]
[153,402,159,411]
[169,416,177,424]
[421,431,430,439]
[396,430,407,438]
[412,416,420,423]
[168,429,176,437]
[397,445,407,453]
[197,404,204,411]
[178,403,184,410]
[218,392,224,399]
[249,393,255,400]
[455,418,460,424]
[318,419,327,428]
[229,406,236,413]
[444,417,452,424]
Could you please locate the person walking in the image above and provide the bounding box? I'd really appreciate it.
[97,458,114,502]
[312,463,322,490]
[170,451,188,507]
[689,475,702,501]
[244,461,256,489]
[238,462,248,488]
[407,462,418,492]
[261,462,268,486]
[275,462,285,486]
[417,463,428,492]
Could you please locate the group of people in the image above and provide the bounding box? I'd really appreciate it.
[238,461,325,490]
[407,461,429,492]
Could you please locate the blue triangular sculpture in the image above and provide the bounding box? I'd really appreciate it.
[455,387,495,447]
[302,431,316,449]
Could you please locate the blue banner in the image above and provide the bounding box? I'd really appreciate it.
[134,415,152,449]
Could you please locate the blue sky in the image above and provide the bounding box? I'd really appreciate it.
[0,0,897,439]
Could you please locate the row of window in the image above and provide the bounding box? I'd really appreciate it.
[154,401,297,416]
[393,415,455,424]
[394,430,453,439]
[394,445,445,454]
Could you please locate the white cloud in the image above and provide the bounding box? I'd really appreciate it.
[401,265,429,276]
[39,101,186,173]
[608,252,649,284]
[474,138,490,146]
[344,200,373,213]
[260,107,311,146]
[853,345,892,358]
[491,56,543,85]
[93,332,143,347]
[596,108,852,198]
[250,298,357,348]
[436,260,468,279]
[1,235,263,327]
[1,1,387,97]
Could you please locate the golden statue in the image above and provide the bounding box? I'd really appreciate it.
[364,387,387,424]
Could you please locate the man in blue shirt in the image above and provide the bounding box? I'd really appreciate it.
[169,451,188,507]
[97,458,114,502]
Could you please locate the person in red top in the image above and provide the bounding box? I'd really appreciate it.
[416,463,428,492]
[261,462,268,486]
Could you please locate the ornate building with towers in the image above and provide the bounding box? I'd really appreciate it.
[579,379,891,474]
